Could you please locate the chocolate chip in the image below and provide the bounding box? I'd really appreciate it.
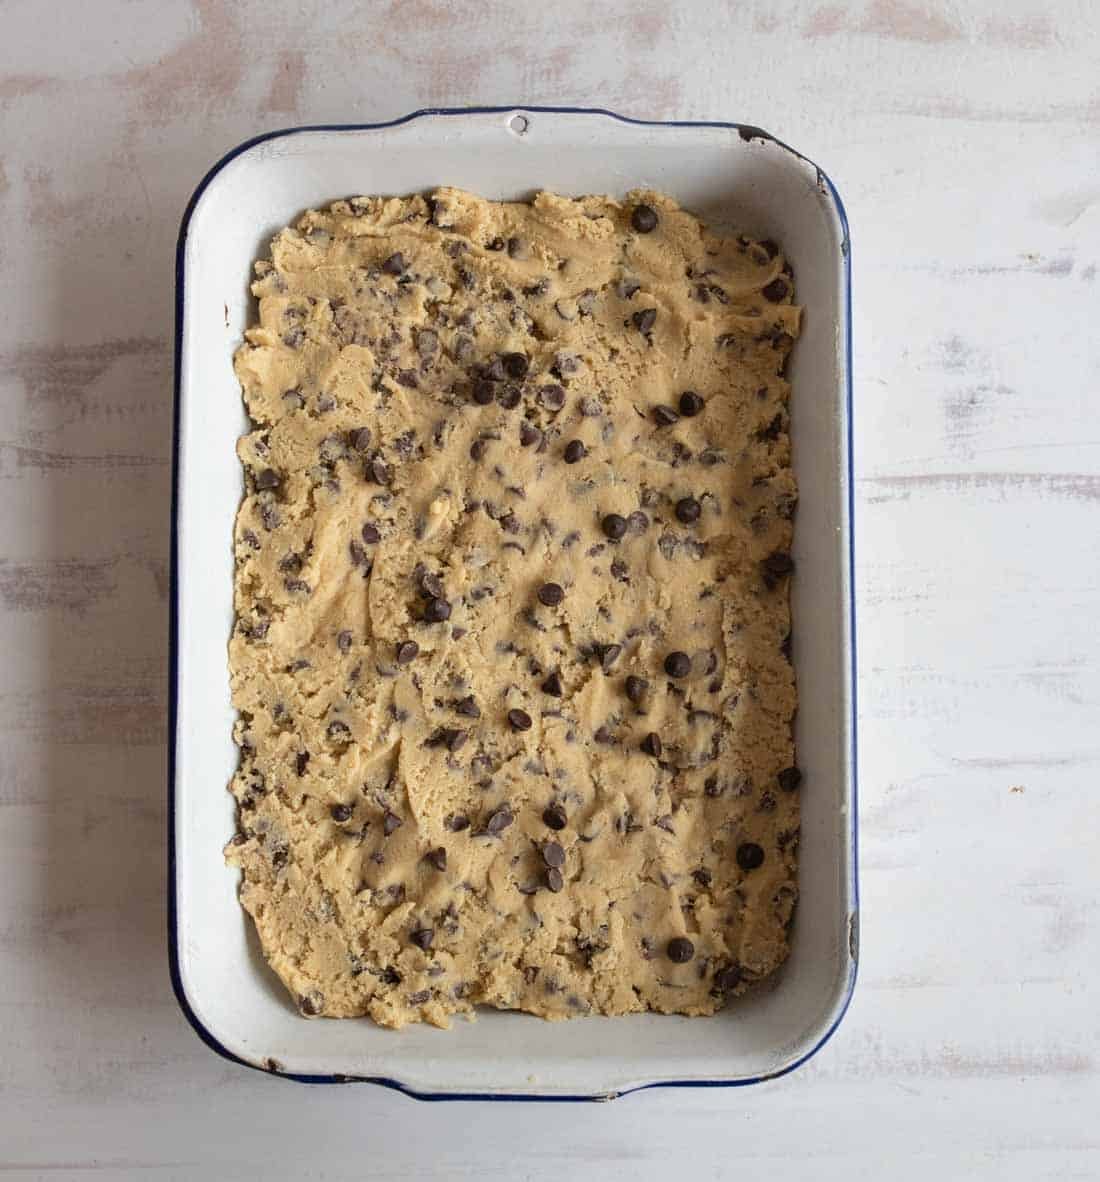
[631,204,659,233]
[664,651,691,678]
[423,597,452,623]
[455,695,480,717]
[652,404,679,427]
[760,239,780,259]
[337,629,353,653]
[692,867,713,887]
[381,252,407,275]
[383,809,403,836]
[778,766,802,791]
[543,803,567,830]
[675,496,701,524]
[367,458,391,485]
[537,582,564,606]
[349,540,367,566]
[507,708,533,732]
[601,513,628,541]
[736,842,765,871]
[254,468,281,490]
[641,732,662,758]
[597,643,622,672]
[541,671,563,697]
[326,720,351,741]
[296,751,310,776]
[545,866,564,892]
[472,379,496,406]
[445,812,470,832]
[361,522,381,544]
[762,277,788,302]
[298,991,324,1015]
[678,390,704,417]
[542,840,565,868]
[502,352,529,379]
[594,724,614,744]
[713,964,742,992]
[763,551,794,576]
[539,384,566,410]
[667,937,695,963]
[330,803,353,822]
[396,640,419,664]
[425,847,447,872]
[485,806,514,835]
[624,675,649,703]
[632,307,657,334]
[497,383,522,409]
[563,439,586,464]
[519,422,541,448]
[349,427,373,452]
[410,927,434,950]
[469,438,487,461]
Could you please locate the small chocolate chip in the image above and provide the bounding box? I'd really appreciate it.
[383,809,403,836]
[349,427,373,451]
[713,964,742,992]
[692,867,713,887]
[624,675,649,703]
[631,204,659,233]
[296,751,310,776]
[736,842,765,871]
[541,671,563,697]
[445,812,470,832]
[563,439,586,464]
[367,458,391,485]
[763,551,794,576]
[675,496,701,524]
[507,708,533,732]
[381,252,407,275]
[326,720,351,741]
[539,384,566,411]
[254,468,281,491]
[594,724,614,744]
[641,732,662,759]
[678,390,704,417]
[485,806,514,835]
[667,937,695,963]
[497,383,522,409]
[543,803,567,830]
[762,277,788,302]
[472,379,496,406]
[337,629,353,653]
[632,307,657,334]
[470,438,487,461]
[425,847,447,872]
[423,597,452,623]
[652,404,679,427]
[542,841,566,868]
[778,766,803,791]
[298,991,324,1016]
[519,422,542,448]
[601,513,628,541]
[361,522,381,544]
[537,582,564,606]
[502,352,529,379]
[330,803,353,822]
[396,640,420,664]
[545,866,564,892]
[410,927,434,950]
[349,540,367,567]
[597,643,622,672]
[664,651,692,678]
[455,695,480,718]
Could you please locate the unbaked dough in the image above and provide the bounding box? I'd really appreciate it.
[226,187,802,1028]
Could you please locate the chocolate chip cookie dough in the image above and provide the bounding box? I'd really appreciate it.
[227,187,802,1028]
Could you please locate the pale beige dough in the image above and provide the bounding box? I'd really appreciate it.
[226,187,801,1028]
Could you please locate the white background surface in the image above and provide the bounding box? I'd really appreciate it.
[1,1,1098,1177]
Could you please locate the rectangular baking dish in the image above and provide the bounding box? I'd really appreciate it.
[170,107,856,1099]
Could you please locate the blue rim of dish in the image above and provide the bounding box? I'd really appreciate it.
[168,104,858,1100]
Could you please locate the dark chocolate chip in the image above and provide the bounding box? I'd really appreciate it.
[445,812,470,832]
[486,236,505,251]
[455,695,480,718]
[541,671,563,697]
[381,252,407,275]
[349,540,367,566]
[542,803,567,830]
[545,866,564,892]
[349,427,373,451]
[383,809,403,836]
[594,724,614,744]
[254,468,281,491]
[563,439,586,464]
[641,732,662,759]
[519,422,541,448]
[762,277,788,302]
[367,458,391,485]
[537,582,564,607]
[736,842,765,871]
[507,708,533,732]
[675,496,701,524]
[597,643,622,672]
[423,597,452,623]
[539,384,566,410]
[485,806,514,835]
[410,927,434,950]
[713,964,742,992]
[470,438,487,461]
[760,239,780,259]
[778,766,803,792]
[418,570,444,599]
[664,651,692,678]
[497,383,522,409]
[542,840,566,868]
[502,351,529,379]
[631,204,659,233]
[601,513,628,541]
[298,991,324,1016]
[652,404,679,427]
[692,867,713,887]
[678,390,704,417]
[763,551,794,576]
[632,307,657,334]
[624,675,649,703]
[330,803,353,822]
[425,847,447,872]
[337,629,353,653]
[362,522,381,544]
[396,640,419,664]
[667,937,695,963]
[472,379,496,405]
[296,751,310,776]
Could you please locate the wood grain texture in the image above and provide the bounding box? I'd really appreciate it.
[1,0,1098,1177]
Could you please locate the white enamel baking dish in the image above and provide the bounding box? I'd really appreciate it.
[170,107,856,1099]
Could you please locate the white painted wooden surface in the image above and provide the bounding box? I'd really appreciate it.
[1,1,1098,1176]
